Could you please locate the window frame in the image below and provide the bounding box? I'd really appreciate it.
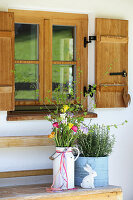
[45,18,82,104]
[14,20,44,106]
[8,9,89,119]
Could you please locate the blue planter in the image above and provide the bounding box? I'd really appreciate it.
[75,157,108,187]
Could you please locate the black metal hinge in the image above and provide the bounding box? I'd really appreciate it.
[84,36,96,48]
[84,85,96,97]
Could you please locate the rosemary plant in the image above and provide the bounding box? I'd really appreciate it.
[77,124,115,157]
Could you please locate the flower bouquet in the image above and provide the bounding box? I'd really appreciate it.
[47,105,84,147]
[47,104,85,190]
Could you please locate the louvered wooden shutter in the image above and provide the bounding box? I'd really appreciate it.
[95,18,128,108]
[0,12,14,111]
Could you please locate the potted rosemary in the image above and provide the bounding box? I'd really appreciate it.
[75,123,116,187]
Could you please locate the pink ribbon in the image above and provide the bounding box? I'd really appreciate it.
[46,149,77,192]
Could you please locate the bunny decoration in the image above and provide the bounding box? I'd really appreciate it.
[81,164,97,189]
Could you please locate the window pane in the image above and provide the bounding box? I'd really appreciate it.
[52,26,76,61]
[52,64,76,100]
[15,24,39,60]
[15,64,39,100]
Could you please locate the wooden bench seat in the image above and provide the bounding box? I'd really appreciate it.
[0,184,122,200]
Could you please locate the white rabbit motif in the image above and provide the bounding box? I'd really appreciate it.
[81,164,97,189]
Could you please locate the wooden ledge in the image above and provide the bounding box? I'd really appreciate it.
[0,169,53,178]
[0,135,55,148]
[0,184,122,200]
[7,111,97,121]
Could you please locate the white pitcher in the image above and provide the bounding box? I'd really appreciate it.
[53,147,79,189]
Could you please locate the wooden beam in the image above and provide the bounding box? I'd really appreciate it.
[0,135,55,148]
[0,169,53,178]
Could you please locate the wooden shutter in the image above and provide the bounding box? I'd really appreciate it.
[95,18,128,108]
[0,12,14,111]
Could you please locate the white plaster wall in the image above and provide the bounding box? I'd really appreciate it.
[0,0,133,199]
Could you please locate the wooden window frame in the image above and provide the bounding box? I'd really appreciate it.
[14,20,44,106]
[7,9,90,120]
[45,18,82,104]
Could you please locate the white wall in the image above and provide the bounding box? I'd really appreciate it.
[0,0,133,199]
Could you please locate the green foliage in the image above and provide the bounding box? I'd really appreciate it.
[77,124,115,157]
[47,105,84,147]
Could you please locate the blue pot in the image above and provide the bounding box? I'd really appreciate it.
[75,157,108,187]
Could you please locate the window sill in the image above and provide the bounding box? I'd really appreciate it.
[7,111,97,121]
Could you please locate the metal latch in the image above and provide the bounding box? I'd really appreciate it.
[84,36,96,48]
[84,85,96,97]
[109,70,127,77]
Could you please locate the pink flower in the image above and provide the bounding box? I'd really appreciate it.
[71,126,78,132]
[53,122,59,128]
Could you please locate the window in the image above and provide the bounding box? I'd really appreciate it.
[15,24,39,101]
[52,25,76,100]
[0,11,128,118]
[6,9,89,120]
[13,10,88,107]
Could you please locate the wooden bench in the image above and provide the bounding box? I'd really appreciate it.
[0,136,122,200]
[0,184,122,200]
[0,135,54,179]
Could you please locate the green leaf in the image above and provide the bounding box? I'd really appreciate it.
[114,124,118,128]
[84,112,87,116]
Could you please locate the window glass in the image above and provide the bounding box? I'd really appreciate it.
[52,64,76,100]
[15,24,39,60]
[52,26,76,61]
[15,64,39,100]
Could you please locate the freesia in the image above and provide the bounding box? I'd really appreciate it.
[47,103,85,147]
[61,105,69,113]
[48,132,55,138]
[68,123,74,130]
[80,126,88,134]
[67,112,74,117]
[71,125,78,132]
[53,122,59,128]
[47,114,51,119]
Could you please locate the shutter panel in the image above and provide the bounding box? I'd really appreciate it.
[95,18,129,108]
[0,12,14,111]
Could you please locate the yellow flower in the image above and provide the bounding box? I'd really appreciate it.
[48,132,55,138]
[61,105,69,113]
[68,123,74,130]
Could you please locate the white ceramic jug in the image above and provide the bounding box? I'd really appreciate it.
[53,147,79,189]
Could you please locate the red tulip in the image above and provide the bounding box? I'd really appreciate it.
[71,125,78,132]
[53,122,59,128]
